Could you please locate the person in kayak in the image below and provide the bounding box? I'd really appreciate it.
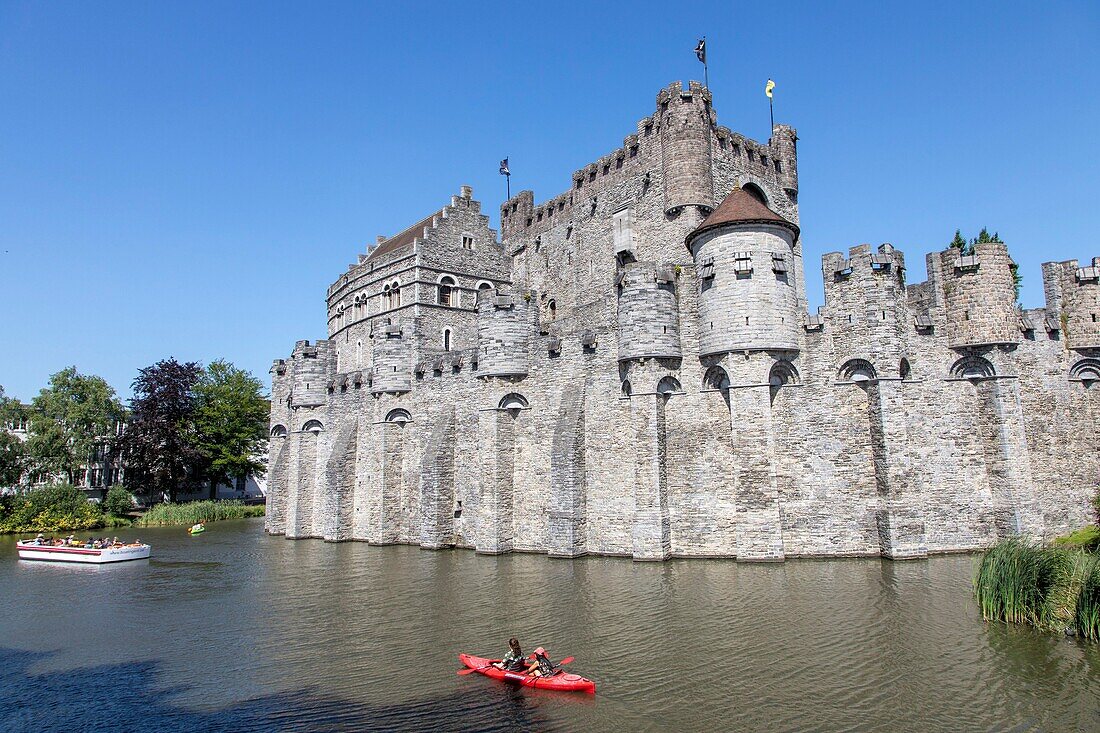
[492,638,526,671]
[524,647,556,677]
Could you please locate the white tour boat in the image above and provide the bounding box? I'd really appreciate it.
[16,540,152,564]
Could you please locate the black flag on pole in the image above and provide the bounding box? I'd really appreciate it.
[694,38,706,64]
[499,158,510,176]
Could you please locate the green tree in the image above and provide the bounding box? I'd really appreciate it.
[0,386,27,487]
[193,360,269,500]
[119,359,205,502]
[26,368,124,485]
[950,229,971,255]
[103,485,135,516]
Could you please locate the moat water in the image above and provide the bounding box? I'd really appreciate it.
[1,520,1098,732]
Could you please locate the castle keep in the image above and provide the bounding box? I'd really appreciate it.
[265,81,1097,560]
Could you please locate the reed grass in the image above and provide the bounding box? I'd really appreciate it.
[1075,554,1100,642]
[135,500,264,527]
[974,539,1072,629]
[976,537,1100,641]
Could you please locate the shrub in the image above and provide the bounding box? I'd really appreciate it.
[0,484,104,533]
[103,486,135,517]
[135,500,264,526]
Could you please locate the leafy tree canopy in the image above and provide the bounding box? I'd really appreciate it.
[0,386,27,487]
[26,368,124,485]
[120,359,205,502]
[193,360,269,497]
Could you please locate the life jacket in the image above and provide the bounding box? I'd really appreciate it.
[534,653,555,675]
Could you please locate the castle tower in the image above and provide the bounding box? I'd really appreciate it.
[685,186,802,356]
[659,81,715,215]
[616,261,682,361]
[771,124,799,202]
[822,243,910,366]
[370,322,412,393]
[1042,257,1100,349]
[477,288,532,377]
[935,242,1020,347]
[289,340,333,408]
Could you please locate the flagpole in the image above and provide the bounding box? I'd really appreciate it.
[769,96,774,131]
[506,172,511,200]
[703,36,709,89]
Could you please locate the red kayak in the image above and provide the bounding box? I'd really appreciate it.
[458,653,596,694]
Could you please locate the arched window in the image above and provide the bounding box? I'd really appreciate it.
[385,408,412,425]
[950,355,995,380]
[547,299,557,321]
[1071,358,1100,386]
[703,366,731,391]
[382,283,391,309]
[356,340,363,368]
[391,281,401,308]
[621,379,632,397]
[899,358,912,380]
[657,376,682,395]
[302,419,324,434]
[271,425,288,438]
[443,328,452,352]
[438,275,456,307]
[839,359,877,383]
[769,360,798,387]
[743,182,768,206]
[499,393,529,410]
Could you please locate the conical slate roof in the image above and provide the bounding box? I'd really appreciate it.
[685,186,799,248]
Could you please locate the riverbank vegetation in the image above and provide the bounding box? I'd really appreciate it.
[976,539,1100,642]
[135,500,264,527]
[0,484,132,534]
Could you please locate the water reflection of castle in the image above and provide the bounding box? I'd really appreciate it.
[265,81,1096,561]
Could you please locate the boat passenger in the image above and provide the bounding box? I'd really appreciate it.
[524,647,556,678]
[492,638,526,671]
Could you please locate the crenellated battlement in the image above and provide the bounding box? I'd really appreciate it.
[1042,257,1100,349]
[499,80,798,243]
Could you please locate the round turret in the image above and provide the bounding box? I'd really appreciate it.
[477,290,531,377]
[658,81,715,214]
[1043,257,1100,349]
[938,242,1020,347]
[616,261,682,361]
[686,188,801,356]
[290,340,333,408]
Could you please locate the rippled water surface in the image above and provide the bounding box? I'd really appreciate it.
[2,520,1098,732]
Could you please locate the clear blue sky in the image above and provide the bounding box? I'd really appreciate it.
[1,1,1097,401]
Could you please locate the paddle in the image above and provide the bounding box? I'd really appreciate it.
[458,656,575,676]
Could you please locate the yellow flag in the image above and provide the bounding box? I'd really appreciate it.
[765,79,775,99]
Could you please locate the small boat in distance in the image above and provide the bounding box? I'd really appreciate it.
[188,523,205,535]
[16,538,151,564]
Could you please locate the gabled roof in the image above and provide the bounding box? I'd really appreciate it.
[685,186,799,248]
[367,210,441,262]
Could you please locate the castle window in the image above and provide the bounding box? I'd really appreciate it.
[761,155,769,168]
[499,393,529,411]
[443,328,452,352]
[589,169,596,181]
[575,179,583,189]
[718,137,726,150]
[302,419,324,434]
[356,340,362,368]
[747,149,755,162]
[629,145,638,157]
[950,355,995,380]
[462,235,474,250]
[616,157,623,169]
[603,164,610,175]
[839,359,876,383]
[621,380,632,397]
[657,376,682,395]
[547,299,557,321]
[775,160,783,173]
[732,144,741,156]
[703,366,730,391]
[385,409,411,425]
[438,275,456,307]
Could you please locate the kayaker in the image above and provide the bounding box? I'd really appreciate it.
[524,647,556,678]
[492,638,526,671]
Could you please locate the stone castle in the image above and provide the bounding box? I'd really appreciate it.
[265,81,1096,561]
